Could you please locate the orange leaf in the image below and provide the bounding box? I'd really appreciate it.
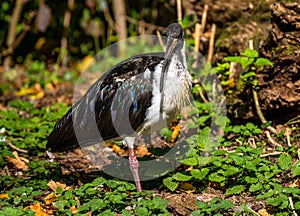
[47,180,69,193]
[15,87,35,96]
[258,208,271,216]
[70,206,78,214]
[6,151,29,170]
[45,83,54,91]
[35,37,46,50]
[171,125,181,143]
[30,91,45,100]
[29,203,48,216]
[289,178,300,188]
[112,144,125,154]
[0,193,9,199]
[227,77,235,88]
[80,55,95,71]
[136,145,149,156]
[44,193,57,205]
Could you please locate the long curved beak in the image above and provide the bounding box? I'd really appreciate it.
[159,38,178,94]
[159,38,179,116]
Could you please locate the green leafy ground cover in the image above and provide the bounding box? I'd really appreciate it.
[0,51,300,215]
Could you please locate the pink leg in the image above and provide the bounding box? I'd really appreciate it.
[129,147,142,192]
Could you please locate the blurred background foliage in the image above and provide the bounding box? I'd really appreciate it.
[0,0,178,66]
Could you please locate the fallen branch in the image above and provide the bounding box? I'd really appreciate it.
[8,142,28,153]
[4,0,24,68]
[247,207,260,216]
[260,151,282,158]
[249,40,277,135]
[156,30,165,52]
[285,127,292,147]
[200,5,209,35]
[264,131,282,148]
[252,89,277,134]
[176,0,182,23]
[207,23,216,62]
[289,196,298,216]
[126,16,165,31]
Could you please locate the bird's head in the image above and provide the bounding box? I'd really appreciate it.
[165,23,184,61]
[166,23,184,40]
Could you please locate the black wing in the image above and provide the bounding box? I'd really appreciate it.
[47,53,164,152]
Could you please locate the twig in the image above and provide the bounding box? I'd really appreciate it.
[112,0,127,57]
[285,115,300,125]
[176,0,182,23]
[289,196,298,216]
[249,39,254,50]
[12,10,36,52]
[191,23,201,69]
[247,137,257,149]
[103,8,115,31]
[4,0,24,68]
[229,62,238,81]
[59,0,74,73]
[194,23,201,52]
[285,127,292,147]
[126,16,165,31]
[260,151,282,158]
[207,24,216,62]
[2,166,11,176]
[264,130,282,148]
[200,4,209,35]
[8,142,28,153]
[247,207,260,216]
[235,138,243,145]
[224,148,244,155]
[156,30,165,52]
[252,89,277,134]
[198,85,209,103]
[248,40,277,134]
[192,22,208,103]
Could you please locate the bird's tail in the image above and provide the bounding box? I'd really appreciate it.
[46,109,80,152]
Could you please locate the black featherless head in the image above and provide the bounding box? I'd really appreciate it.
[166,23,184,40]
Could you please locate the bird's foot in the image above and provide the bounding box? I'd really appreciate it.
[129,148,142,192]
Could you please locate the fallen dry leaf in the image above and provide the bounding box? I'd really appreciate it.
[29,203,48,216]
[15,83,45,100]
[112,144,125,154]
[289,178,300,188]
[80,55,95,71]
[70,206,78,214]
[45,82,54,91]
[47,179,70,192]
[258,208,271,216]
[136,145,149,156]
[44,193,58,205]
[0,193,9,199]
[171,125,181,143]
[6,151,29,170]
[177,182,196,193]
[15,87,35,96]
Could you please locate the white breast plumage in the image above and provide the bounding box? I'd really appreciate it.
[141,54,192,133]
